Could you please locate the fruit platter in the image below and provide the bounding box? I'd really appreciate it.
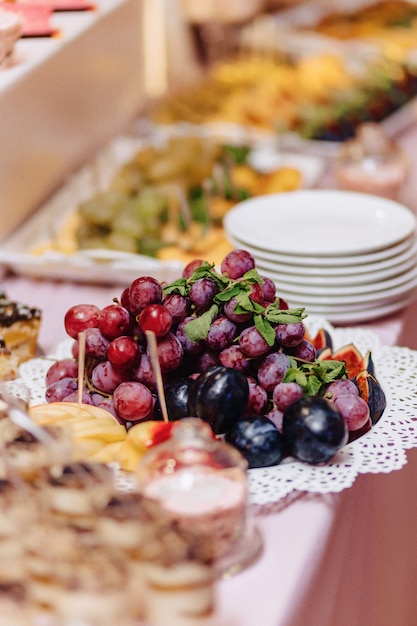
[6,249,417,508]
[0,124,323,284]
[151,49,417,156]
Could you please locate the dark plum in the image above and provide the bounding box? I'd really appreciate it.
[225,416,285,468]
[187,366,249,434]
[154,378,194,421]
[282,396,348,465]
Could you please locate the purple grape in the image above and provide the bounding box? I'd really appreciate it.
[176,317,204,355]
[45,358,78,386]
[113,381,153,422]
[206,316,238,351]
[149,332,183,373]
[219,345,251,372]
[245,378,269,415]
[189,277,219,311]
[220,250,255,279]
[97,397,118,419]
[131,352,156,391]
[257,352,291,392]
[272,382,303,411]
[260,275,276,302]
[239,326,270,358]
[90,361,129,393]
[275,322,305,348]
[324,379,359,401]
[83,327,110,359]
[289,339,317,362]
[192,349,219,372]
[63,390,95,405]
[265,407,284,432]
[163,293,191,324]
[45,377,78,403]
[223,297,252,323]
[334,394,370,431]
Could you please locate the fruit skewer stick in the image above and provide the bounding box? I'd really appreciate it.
[146,330,169,423]
[77,331,86,406]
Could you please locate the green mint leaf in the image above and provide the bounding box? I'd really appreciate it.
[234,291,265,314]
[264,305,307,324]
[189,262,230,289]
[283,367,308,387]
[315,359,346,382]
[304,375,323,396]
[214,284,242,303]
[184,304,218,342]
[241,269,264,284]
[163,278,189,297]
[254,314,275,346]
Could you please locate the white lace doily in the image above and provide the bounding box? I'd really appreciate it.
[9,316,417,506]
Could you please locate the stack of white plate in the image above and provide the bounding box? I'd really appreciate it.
[224,190,417,323]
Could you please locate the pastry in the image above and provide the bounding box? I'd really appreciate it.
[0,290,41,363]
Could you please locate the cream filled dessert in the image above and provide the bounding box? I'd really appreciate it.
[144,467,247,559]
[138,418,249,561]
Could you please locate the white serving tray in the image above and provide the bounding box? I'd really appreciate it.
[0,125,324,286]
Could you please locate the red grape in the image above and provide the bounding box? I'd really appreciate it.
[98,303,131,339]
[83,327,110,359]
[182,258,203,278]
[138,304,172,337]
[64,304,100,339]
[223,297,252,323]
[246,379,268,415]
[128,276,162,316]
[131,352,156,391]
[90,361,129,393]
[113,381,153,422]
[260,275,276,302]
[107,336,140,369]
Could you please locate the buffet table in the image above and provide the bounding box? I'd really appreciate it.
[0,118,416,626]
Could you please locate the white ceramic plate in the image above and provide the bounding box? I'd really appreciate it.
[224,190,416,256]
[274,276,417,307]
[263,263,417,296]
[299,296,416,324]
[226,231,416,268]
[253,239,417,279]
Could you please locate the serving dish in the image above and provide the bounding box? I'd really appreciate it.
[5,316,417,507]
[0,125,324,285]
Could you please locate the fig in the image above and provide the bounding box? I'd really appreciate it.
[187,365,249,434]
[307,327,333,353]
[355,370,386,425]
[282,396,348,465]
[331,343,364,379]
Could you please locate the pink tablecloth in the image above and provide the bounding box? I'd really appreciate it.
[2,125,417,626]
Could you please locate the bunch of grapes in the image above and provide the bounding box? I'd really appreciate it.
[45,249,366,438]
